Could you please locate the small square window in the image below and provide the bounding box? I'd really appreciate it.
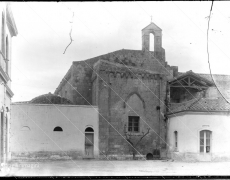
[128,116,140,133]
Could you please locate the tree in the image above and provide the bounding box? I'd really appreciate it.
[124,124,150,160]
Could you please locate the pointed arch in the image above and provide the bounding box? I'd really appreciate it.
[124,92,145,109]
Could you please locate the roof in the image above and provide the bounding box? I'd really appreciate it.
[142,22,162,31]
[30,93,73,105]
[177,72,230,84]
[12,101,30,104]
[93,60,161,75]
[169,70,214,86]
[168,97,230,115]
[72,49,149,66]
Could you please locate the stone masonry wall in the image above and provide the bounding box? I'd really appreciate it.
[54,49,174,105]
[94,60,167,158]
[71,62,93,105]
[55,49,172,158]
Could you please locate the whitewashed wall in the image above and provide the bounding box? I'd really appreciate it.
[10,103,99,160]
[167,112,230,161]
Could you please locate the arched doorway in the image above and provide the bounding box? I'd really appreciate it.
[146,153,153,160]
[85,127,94,158]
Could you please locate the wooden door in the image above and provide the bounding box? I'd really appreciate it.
[85,133,94,158]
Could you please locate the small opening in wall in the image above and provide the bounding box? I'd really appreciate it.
[21,126,30,131]
[146,153,153,160]
[174,131,178,149]
[85,127,94,132]
[65,90,67,98]
[53,126,63,131]
[150,33,154,52]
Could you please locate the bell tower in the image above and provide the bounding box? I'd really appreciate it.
[142,22,164,61]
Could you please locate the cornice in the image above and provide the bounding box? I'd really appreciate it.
[6,84,14,97]
[0,65,9,83]
[92,59,162,80]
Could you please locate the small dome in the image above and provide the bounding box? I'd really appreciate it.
[30,93,73,105]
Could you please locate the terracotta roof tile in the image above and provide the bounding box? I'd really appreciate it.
[168,97,230,115]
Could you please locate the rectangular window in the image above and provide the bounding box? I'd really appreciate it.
[2,13,5,57]
[6,36,8,75]
[200,130,211,153]
[128,116,139,133]
[174,131,178,149]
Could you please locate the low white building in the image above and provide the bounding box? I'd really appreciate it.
[167,97,230,161]
[10,93,99,160]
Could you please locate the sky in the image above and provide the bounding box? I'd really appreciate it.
[10,1,230,102]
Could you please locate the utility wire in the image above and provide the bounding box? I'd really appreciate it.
[207,1,230,104]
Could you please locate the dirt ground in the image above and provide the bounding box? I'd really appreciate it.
[1,159,230,176]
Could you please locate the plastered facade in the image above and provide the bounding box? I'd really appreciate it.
[10,103,99,160]
[167,112,230,161]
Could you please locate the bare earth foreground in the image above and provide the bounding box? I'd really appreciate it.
[1,160,230,176]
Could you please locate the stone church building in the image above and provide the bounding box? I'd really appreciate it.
[54,22,179,159]
[54,22,230,161]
